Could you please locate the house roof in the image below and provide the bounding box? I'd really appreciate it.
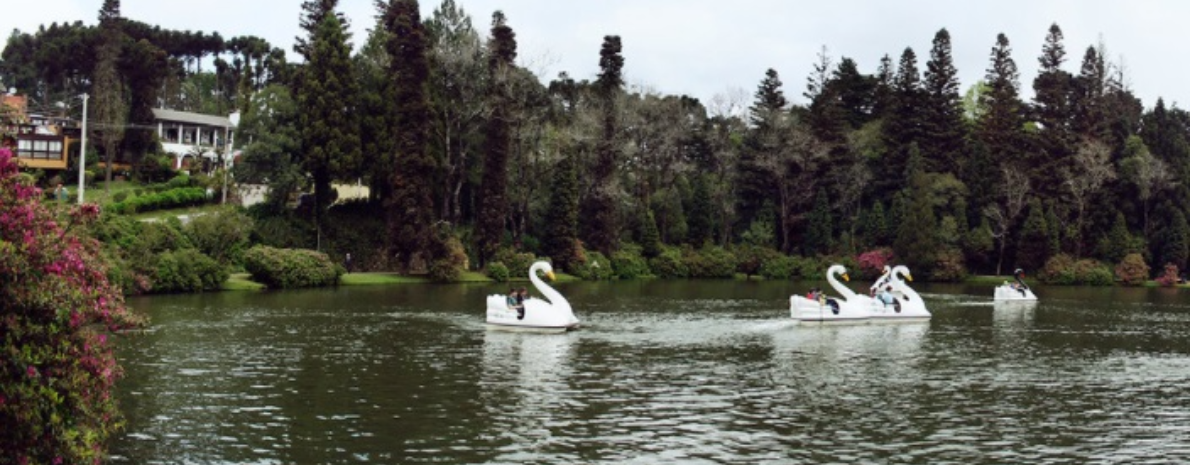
[152,108,233,128]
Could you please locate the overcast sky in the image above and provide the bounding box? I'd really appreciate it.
[4,0,1188,111]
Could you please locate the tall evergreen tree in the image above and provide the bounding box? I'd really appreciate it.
[475,11,517,266]
[978,33,1025,182]
[297,9,361,237]
[921,28,967,175]
[543,154,580,271]
[295,0,346,58]
[872,54,895,118]
[641,209,662,258]
[1016,199,1049,271]
[804,188,833,256]
[381,0,436,271]
[1032,23,1075,198]
[580,35,624,254]
[805,47,846,145]
[1072,45,1108,141]
[878,47,923,197]
[356,14,395,202]
[894,179,939,277]
[687,173,714,246]
[92,0,127,192]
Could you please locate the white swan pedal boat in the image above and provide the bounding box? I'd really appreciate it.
[994,268,1038,301]
[791,265,872,324]
[485,261,579,333]
[867,265,931,323]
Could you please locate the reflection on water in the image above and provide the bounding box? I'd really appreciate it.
[111,281,1190,463]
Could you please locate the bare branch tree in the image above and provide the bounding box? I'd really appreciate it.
[1064,138,1116,255]
[984,163,1030,275]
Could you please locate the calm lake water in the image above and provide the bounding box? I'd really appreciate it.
[110,280,1190,464]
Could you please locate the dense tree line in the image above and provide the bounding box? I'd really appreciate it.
[5,3,1190,279]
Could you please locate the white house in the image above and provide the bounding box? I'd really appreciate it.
[152,108,239,170]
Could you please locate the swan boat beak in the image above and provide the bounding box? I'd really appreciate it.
[546,271,556,281]
[905,273,914,282]
[842,273,850,282]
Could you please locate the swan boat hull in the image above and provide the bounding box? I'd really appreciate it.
[485,295,579,333]
[790,296,871,324]
[994,286,1038,301]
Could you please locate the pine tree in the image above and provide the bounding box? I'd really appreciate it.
[804,188,833,256]
[1156,206,1189,271]
[297,10,361,232]
[868,200,889,246]
[878,47,924,197]
[1015,199,1049,271]
[894,181,939,277]
[93,0,127,192]
[921,28,967,175]
[737,69,786,231]
[580,35,624,254]
[1072,45,1108,141]
[1101,211,1132,264]
[1032,23,1075,198]
[1045,201,1062,256]
[356,13,395,202]
[979,33,1025,171]
[476,11,517,265]
[872,54,895,118]
[295,0,346,58]
[544,154,580,271]
[381,0,436,271]
[641,209,662,258]
[687,174,714,247]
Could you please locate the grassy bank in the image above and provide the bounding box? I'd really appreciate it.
[224,270,583,291]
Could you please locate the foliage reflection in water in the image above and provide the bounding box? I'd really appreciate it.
[111,281,1190,463]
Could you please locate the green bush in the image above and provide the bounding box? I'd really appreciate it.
[494,249,539,279]
[152,248,228,293]
[113,191,129,203]
[165,174,192,189]
[185,208,254,266]
[1041,254,1114,286]
[1041,254,1077,284]
[648,247,689,278]
[244,245,343,288]
[1075,259,1115,286]
[1114,253,1150,286]
[760,255,799,280]
[735,245,782,278]
[429,236,468,282]
[109,187,209,214]
[487,261,510,282]
[574,251,616,280]
[930,248,968,282]
[611,249,650,279]
[684,246,737,278]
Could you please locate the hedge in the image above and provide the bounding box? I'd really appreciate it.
[244,245,343,288]
[109,187,209,214]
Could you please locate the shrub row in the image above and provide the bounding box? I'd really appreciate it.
[1040,254,1114,286]
[108,187,209,214]
[153,248,228,293]
[244,245,343,289]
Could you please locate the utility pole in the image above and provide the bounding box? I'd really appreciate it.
[77,93,88,204]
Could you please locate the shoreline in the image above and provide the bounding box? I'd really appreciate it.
[218,272,1189,292]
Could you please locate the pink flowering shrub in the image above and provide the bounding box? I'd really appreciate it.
[0,148,145,463]
[1156,264,1180,288]
[856,248,894,280]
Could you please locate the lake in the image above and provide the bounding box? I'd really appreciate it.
[110,280,1190,463]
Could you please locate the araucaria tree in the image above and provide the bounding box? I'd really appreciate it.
[581,35,625,255]
[476,11,517,266]
[296,1,361,233]
[0,149,144,463]
[381,0,437,271]
[543,154,580,270]
[92,0,127,192]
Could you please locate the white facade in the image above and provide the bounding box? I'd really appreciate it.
[152,108,238,170]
